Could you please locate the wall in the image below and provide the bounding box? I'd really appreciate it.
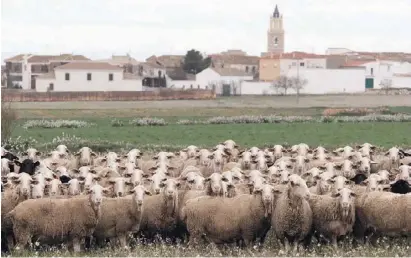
[280,58,326,75]
[287,69,366,94]
[259,58,280,82]
[36,70,142,92]
[168,80,200,89]
[1,89,216,102]
[241,69,366,95]
[241,81,275,95]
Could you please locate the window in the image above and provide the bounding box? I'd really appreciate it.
[252,66,256,73]
[65,73,70,81]
[371,68,374,75]
[300,62,305,67]
[87,73,92,81]
[49,83,54,91]
[109,73,113,81]
[387,66,391,72]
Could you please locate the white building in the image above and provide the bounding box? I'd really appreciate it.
[241,69,366,95]
[36,62,142,92]
[280,53,327,75]
[341,60,411,89]
[195,67,254,94]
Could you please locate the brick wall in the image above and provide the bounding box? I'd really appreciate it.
[1,89,216,102]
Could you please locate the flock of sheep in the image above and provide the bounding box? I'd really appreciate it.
[1,141,411,254]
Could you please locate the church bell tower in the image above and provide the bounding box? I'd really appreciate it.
[267,4,285,54]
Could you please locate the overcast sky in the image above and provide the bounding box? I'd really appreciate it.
[1,0,410,62]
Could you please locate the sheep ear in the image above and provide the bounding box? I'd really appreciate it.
[145,190,152,195]
[332,192,341,197]
[91,152,97,157]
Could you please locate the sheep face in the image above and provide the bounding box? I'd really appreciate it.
[108,177,127,197]
[206,173,226,196]
[148,173,167,194]
[23,148,41,161]
[130,185,151,210]
[15,173,34,197]
[161,179,180,199]
[87,184,109,206]
[67,178,81,196]
[249,175,266,193]
[47,178,62,197]
[31,183,44,199]
[197,149,211,166]
[332,187,356,217]
[288,174,310,200]
[330,175,352,193]
[126,169,146,187]
[56,144,69,156]
[290,155,310,175]
[240,151,253,169]
[356,157,377,176]
[75,147,97,166]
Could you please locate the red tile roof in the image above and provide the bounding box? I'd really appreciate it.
[54,62,123,70]
[209,54,259,65]
[4,54,26,62]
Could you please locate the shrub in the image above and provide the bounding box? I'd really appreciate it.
[129,117,167,126]
[22,119,94,129]
[1,99,18,143]
[111,118,124,127]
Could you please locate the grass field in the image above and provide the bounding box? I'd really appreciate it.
[4,96,411,257]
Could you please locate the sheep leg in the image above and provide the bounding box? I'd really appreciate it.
[13,227,30,250]
[332,236,338,250]
[117,234,128,249]
[291,241,298,256]
[72,238,81,253]
[283,238,290,253]
[6,235,15,251]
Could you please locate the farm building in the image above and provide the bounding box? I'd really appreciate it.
[241,69,366,95]
[36,62,142,92]
[195,67,254,94]
[341,60,411,89]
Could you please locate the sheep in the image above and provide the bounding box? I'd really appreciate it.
[206,149,227,174]
[271,174,313,254]
[93,185,151,248]
[146,172,167,195]
[196,149,211,167]
[22,148,41,161]
[334,159,358,179]
[269,144,286,160]
[14,159,40,176]
[221,139,238,150]
[330,175,353,194]
[123,149,143,164]
[183,183,275,247]
[1,172,35,252]
[309,171,334,195]
[290,155,310,175]
[75,147,97,167]
[332,146,354,159]
[137,178,181,242]
[387,179,411,194]
[7,184,110,252]
[392,164,410,181]
[64,178,82,196]
[308,187,356,249]
[239,150,253,170]
[106,177,128,197]
[55,144,70,157]
[124,168,147,187]
[205,173,233,197]
[222,161,241,172]
[1,158,12,176]
[301,167,322,188]
[353,190,411,245]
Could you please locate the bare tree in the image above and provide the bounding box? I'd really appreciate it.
[290,76,308,104]
[380,79,392,95]
[271,75,293,95]
[1,95,18,142]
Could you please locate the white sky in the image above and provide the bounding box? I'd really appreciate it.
[1,0,411,62]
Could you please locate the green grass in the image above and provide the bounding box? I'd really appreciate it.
[8,235,411,257]
[11,120,411,152]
